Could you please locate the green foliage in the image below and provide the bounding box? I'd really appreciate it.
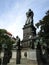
[0,29,15,50]
[36,10,49,45]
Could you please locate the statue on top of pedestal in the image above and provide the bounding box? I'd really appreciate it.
[25,9,34,25]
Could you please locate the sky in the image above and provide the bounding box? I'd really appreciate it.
[0,0,49,40]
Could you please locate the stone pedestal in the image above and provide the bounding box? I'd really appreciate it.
[21,23,36,48]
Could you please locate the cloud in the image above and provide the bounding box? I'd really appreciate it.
[0,0,49,40]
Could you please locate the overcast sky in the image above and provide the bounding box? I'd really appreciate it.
[0,0,49,40]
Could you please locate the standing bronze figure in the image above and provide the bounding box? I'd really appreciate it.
[16,36,21,64]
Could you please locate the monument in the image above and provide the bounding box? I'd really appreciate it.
[21,9,36,49]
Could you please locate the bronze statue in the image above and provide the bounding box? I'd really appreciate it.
[25,9,34,24]
[16,36,21,64]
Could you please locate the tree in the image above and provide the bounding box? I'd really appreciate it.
[0,29,15,51]
[36,10,49,46]
[0,29,15,53]
[0,29,15,64]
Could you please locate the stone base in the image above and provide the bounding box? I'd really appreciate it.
[8,49,38,65]
[8,58,38,65]
[21,49,37,60]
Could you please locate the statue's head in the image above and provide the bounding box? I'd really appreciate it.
[29,9,31,11]
[26,9,34,17]
[16,36,18,39]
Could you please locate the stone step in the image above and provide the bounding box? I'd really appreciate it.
[21,58,37,64]
[8,62,37,65]
[8,63,37,65]
[8,58,38,65]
